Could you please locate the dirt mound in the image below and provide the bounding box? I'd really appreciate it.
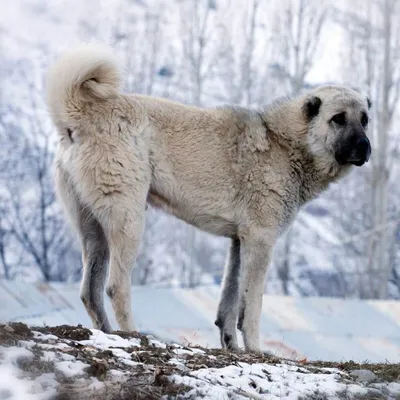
[0,322,33,346]
[33,324,92,341]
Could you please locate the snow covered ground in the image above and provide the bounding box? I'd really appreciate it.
[0,322,399,400]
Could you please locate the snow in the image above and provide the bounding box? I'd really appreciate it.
[149,337,168,349]
[0,346,56,400]
[0,364,38,400]
[0,324,398,399]
[79,329,141,349]
[174,348,205,356]
[172,363,352,400]
[388,382,400,395]
[0,346,33,364]
[40,351,56,362]
[33,332,59,341]
[55,360,88,378]
[37,342,71,351]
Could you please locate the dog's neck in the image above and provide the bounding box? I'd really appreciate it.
[261,96,308,144]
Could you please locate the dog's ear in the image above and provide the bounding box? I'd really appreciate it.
[367,97,372,109]
[303,96,322,121]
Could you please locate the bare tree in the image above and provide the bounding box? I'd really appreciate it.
[269,0,329,96]
[1,59,80,282]
[177,0,226,106]
[113,8,165,96]
[225,0,263,106]
[214,0,274,106]
[0,203,12,280]
[369,0,400,298]
[335,0,400,298]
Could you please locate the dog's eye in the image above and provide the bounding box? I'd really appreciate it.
[67,128,74,142]
[361,112,368,128]
[331,112,346,126]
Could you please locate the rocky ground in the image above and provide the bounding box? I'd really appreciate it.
[0,323,399,400]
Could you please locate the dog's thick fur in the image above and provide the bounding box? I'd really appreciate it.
[47,44,371,352]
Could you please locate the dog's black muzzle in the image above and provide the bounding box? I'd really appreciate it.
[335,134,371,167]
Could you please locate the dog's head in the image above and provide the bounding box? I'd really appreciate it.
[303,85,371,171]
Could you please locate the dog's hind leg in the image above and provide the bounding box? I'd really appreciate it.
[215,238,241,350]
[79,213,112,332]
[55,165,112,332]
[101,203,147,332]
[78,137,151,333]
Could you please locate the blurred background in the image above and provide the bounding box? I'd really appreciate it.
[0,0,399,301]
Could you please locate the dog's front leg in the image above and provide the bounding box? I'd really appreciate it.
[215,238,241,350]
[237,230,275,353]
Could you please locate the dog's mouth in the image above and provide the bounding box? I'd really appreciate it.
[335,136,371,167]
[350,158,367,167]
[335,154,369,167]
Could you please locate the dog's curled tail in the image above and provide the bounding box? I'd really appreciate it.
[47,43,121,125]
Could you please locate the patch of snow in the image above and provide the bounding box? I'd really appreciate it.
[33,332,59,341]
[346,384,369,396]
[108,347,141,367]
[174,348,201,356]
[87,377,104,391]
[108,348,134,360]
[389,382,400,395]
[37,342,71,351]
[0,346,33,364]
[18,340,36,350]
[148,338,167,348]
[119,358,140,367]
[169,358,188,372]
[0,363,41,400]
[40,351,56,363]
[35,373,58,399]
[55,360,88,378]
[57,352,76,362]
[109,369,126,379]
[78,329,141,349]
[171,362,366,400]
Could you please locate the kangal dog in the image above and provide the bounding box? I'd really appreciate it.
[47,44,371,352]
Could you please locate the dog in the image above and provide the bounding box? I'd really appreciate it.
[46,44,371,353]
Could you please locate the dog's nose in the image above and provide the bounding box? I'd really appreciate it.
[357,136,371,162]
[357,136,370,154]
[349,136,371,166]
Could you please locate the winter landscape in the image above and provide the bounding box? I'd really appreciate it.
[1,0,400,398]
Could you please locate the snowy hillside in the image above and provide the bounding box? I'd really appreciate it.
[1,322,399,399]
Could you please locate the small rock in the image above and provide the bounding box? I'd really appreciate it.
[350,369,377,384]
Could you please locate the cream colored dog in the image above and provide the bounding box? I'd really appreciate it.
[47,44,371,352]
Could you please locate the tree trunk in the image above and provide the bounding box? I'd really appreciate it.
[368,0,391,299]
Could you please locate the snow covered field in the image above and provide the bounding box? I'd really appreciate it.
[0,323,399,400]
